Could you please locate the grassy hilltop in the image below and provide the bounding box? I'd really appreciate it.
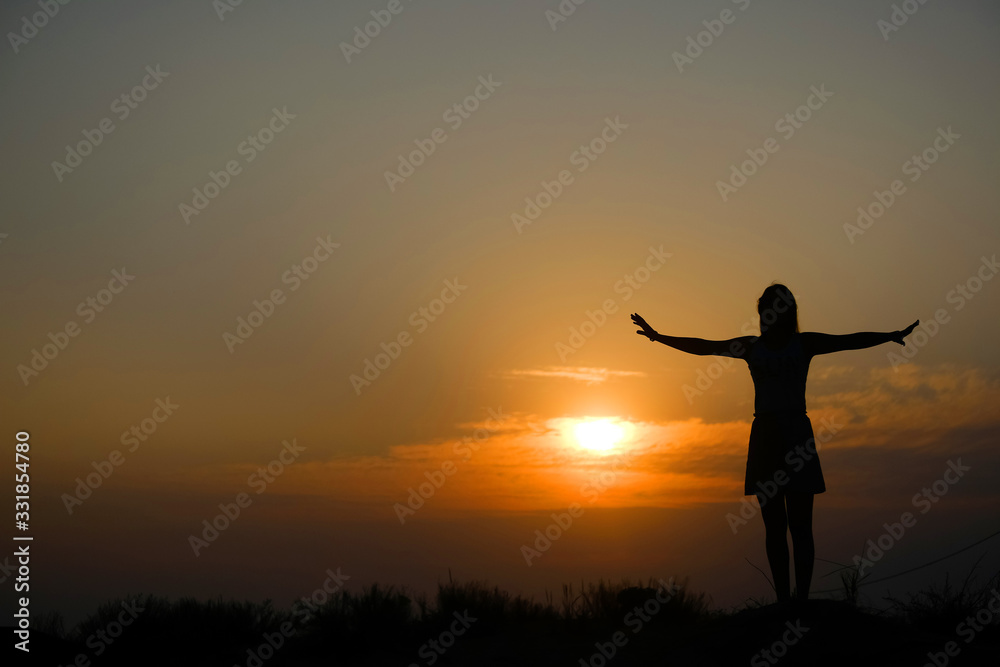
[20,573,1000,666]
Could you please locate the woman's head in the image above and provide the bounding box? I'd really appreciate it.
[757,283,798,336]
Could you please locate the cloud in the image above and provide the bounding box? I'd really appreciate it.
[96,364,1000,516]
[808,363,1000,435]
[498,366,646,385]
[290,364,1000,512]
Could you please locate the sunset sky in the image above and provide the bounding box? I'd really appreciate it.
[2,0,999,625]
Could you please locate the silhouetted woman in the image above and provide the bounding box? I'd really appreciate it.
[631,284,917,602]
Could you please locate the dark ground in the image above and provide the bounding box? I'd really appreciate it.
[9,582,1000,666]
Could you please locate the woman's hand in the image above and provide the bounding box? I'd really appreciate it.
[891,320,919,345]
[631,313,658,342]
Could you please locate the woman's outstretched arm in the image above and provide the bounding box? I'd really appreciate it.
[801,320,919,356]
[631,313,753,358]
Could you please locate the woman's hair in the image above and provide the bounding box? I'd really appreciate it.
[757,283,799,336]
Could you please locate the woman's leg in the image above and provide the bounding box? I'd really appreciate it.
[785,491,815,601]
[757,492,790,602]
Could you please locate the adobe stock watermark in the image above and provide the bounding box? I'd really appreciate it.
[520,450,634,566]
[577,577,679,667]
[852,458,970,576]
[236,620,295,667]
[844,126,960,243]
[212,0,254,22]
[726,415,843,534]
[0,555,17,585]
[877,0,935,41]
[556,245,672,362]
[681,287,797,405]
[681,347,743,404]
[51,65,170,182]
[7,0,74,55]
[339,0,421,64]
[61,397,179,515]
[49,599,144,664]
[407,610,477,667]
[16,268,136,387]
[234,567,351,667]
[188,438,306,556]
[511,116,628,234]
[716,84,834,202]
[178,106,296,224]
[290,567,351,625]
[922,588,1000,667]
[545,0,592,32]
[750,619,810,666]
[385,75,502,192]
[393,407,507,524]
[887,253,998,370]
[350,277,468,395]
[672,0,756,74]
[223,235,341,353]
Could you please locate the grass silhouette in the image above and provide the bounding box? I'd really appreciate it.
[22,570,1000,666]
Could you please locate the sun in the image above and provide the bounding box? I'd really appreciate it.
[573,418,626,453]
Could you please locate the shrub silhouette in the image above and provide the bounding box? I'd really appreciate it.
[20,572,1000,666]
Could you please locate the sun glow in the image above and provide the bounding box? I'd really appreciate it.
[572,418,626,453]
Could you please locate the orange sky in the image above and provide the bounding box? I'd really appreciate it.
[2,0,999,625]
